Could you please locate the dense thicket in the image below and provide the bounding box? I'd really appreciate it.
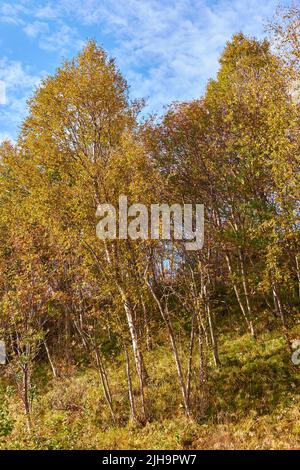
[0,7,299,429]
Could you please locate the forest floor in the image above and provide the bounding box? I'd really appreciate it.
[1,322,300,450]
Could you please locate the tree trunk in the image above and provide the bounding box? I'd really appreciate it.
[225,253,255,336]
[119,288,147,421]
[206,303,221,367]
[272,280,291,351]
[141,297,152,351]
[44,340,58,378]
[197,323,207,386]
[147,281,190,417]
[186,314,195,406]
[124,346,138,425]
[22,362,31,431]
[103,248,149,420]
[237,249,255,337]
[94,347,116,424]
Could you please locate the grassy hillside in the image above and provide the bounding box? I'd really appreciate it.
[1,323,299,450]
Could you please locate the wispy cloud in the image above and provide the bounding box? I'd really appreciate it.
[0,58,41,142]
[0,0,289,139]
[53,0,285,112]
[0,80,6,105]
[23,20,49,38]
[37,23,82,54]
[0,2,81,56]
[35,4,61,20]
[0,2,27,25]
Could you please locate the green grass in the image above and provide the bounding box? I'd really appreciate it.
[0,325,299,449]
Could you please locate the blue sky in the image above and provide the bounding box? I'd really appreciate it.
[0,0,289,142]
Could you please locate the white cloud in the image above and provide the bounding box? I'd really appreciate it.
[35,4,61,20]
[38,23,83,54]
[1,2,81,56]
[0,2,27,25]
[0,80,6,105]
[0,131,14,143]
[0,58,39,90]
[53,0,284,113]
[0,58,42,140]
[23,20,49,38]
[0,0,291,137]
